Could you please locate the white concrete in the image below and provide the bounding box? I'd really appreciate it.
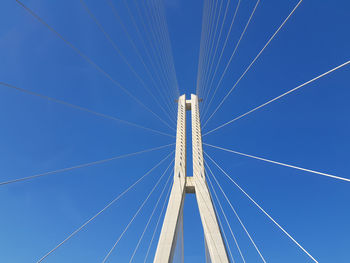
[191,94,229,263]
[154,95,187,263]
[154,94,229,263]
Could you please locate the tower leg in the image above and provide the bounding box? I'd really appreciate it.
[191,94,229,263]
[154,95,187,263]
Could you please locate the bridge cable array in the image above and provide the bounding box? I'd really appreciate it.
[0,144,174,186]
[200,0,304,128]
[16,0,178,134]
[80,0,176,127]
[102,159,174,262]
[201,0,261,123]
[204,143,350,182]
[37,151,174,262]
[0,81,174,138]
[205,160,266,263]
[204,151,319,263]
[203,60,350,136]
[0,0,348,261]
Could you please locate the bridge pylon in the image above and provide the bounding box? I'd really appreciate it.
[154,94,229,263]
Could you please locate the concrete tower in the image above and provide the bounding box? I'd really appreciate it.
[154,94,229,263]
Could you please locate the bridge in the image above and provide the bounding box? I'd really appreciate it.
[0,0,349,262]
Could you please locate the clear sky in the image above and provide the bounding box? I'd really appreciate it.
[0,0,349,262]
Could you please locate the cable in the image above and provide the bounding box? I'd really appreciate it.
[196,0,210,96]
[128,168,173,263]
[152,0,180,99]
[202,0,261,122]
[200,0,225,99]
[198,0,216,99]
[205,168,237,263]
[200,0,242,107]
[198,0,217,99]
[201,0,231,99]
[205,161,264,263]
[205,165,245,261]
[16,0,175,132]
[143,0,179,117]
[203,59,350,136]
[204,143,350,182]
[102,158,174,262]
[199,0,221,104]
[36,151,174,262]
[202,0,304,129]
[134,0,178,117]
[205,151,319,263]
[0,144,174,186]
[107,0,177,124]
[79,0,176,128]
[0,81,174,138]
[111,0,177,120]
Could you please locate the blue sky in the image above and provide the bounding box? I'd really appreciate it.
[0,0,349,262]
